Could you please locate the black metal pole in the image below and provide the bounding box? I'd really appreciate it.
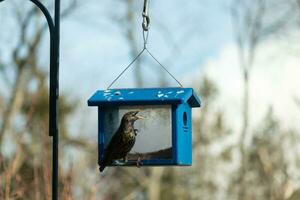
[0,0,60,199]
[52,0,60,199]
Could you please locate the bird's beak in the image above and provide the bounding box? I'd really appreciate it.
[136,115,145,120]
[132,111,145,120]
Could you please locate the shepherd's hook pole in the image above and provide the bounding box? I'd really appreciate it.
[0,0,61,199]
[52,0,60,199]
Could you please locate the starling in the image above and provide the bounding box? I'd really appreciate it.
[99,111,144,172]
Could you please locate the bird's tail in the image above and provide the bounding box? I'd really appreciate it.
[99,157,108,173]
[99,165,106,173]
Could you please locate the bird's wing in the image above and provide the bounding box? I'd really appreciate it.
[101,130,122,165]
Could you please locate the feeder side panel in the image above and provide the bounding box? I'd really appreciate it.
[98,108,105,165]
[172,105,178,165]
[176,103,192,165]
[103,108,120,148]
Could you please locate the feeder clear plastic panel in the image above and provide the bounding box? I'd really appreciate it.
[103,105,172,164]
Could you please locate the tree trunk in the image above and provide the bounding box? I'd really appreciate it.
[238,69,249,200]
[0,66,26,145]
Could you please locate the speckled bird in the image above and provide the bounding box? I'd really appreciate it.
[99,111,144,172]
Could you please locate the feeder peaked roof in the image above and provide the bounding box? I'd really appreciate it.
[88,88,201,107]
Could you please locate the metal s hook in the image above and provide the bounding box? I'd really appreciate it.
[142,0,150,31]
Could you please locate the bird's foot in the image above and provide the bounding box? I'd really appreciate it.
[136,155,143,168]
[114,160,124,165]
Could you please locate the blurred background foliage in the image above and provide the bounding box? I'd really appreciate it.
[0,0,300,199]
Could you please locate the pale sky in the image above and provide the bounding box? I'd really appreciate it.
[59,0,232,95]
[0,0,299,150]
[189,38,300,133]
[57,0,300,139]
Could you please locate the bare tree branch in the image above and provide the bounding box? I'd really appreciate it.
[229,0,296,199]
[0,0,78,145]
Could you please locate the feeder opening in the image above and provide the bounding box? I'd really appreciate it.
[102,105,173,165]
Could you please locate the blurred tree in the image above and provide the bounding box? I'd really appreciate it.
[189,77,233,200]
[241,108,289,200]
[0,1,91,199]
[230,0,299,199]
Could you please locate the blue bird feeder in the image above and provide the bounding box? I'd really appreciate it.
[88,88,201,167]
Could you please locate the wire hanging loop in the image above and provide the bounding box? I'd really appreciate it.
[142,0,150,32]
[143,30,149,49]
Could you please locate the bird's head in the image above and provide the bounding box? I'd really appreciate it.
[122,111,145,124]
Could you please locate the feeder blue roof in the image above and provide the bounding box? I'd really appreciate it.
[88,88,201,107]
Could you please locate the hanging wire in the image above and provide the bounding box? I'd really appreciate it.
[145,48,183,87]
[107,48,145,89]
[107,0,183,89]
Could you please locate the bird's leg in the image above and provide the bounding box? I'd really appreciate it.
[136,154,143,168]
[123,156,128,163]
[134,129,139,136]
